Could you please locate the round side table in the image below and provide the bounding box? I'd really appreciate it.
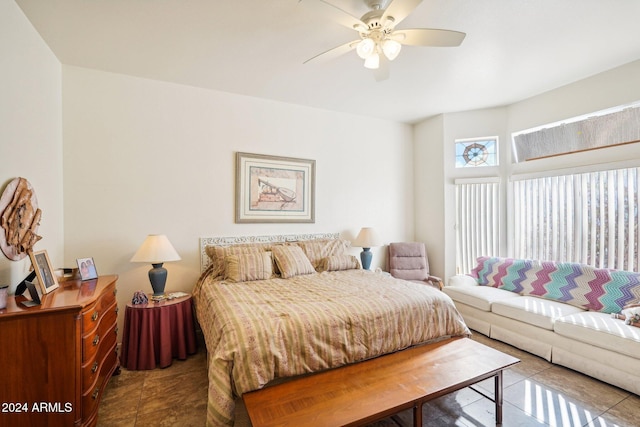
[120,293,197,370]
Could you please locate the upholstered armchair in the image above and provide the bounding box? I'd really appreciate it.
[388,242,443,289]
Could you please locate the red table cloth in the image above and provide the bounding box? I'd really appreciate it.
[121,295,197,370]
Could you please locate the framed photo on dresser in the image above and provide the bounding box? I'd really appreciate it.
[29,249,59,294]
[77,257,98,280]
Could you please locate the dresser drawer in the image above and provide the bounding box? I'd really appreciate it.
[81,345,118,422]
[81,284,117,335]
[82,327,117,393]
[82,300,117,363]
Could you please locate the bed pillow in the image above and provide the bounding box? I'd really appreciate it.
[224,252,273,282]
[205,244,265,278]
[295,239,350,269]
[272,245,315,279]
[317,255,361,272]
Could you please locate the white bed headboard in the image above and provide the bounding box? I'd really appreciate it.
[199,232,340,272]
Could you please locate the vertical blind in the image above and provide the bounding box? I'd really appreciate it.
[455,179,500,274]
[512,167,640,271]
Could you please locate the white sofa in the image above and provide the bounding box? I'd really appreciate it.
[443,257,640,395]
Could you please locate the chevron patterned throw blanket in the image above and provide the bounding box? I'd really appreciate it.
[470,256,640,314]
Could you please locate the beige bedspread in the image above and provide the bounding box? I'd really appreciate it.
[193,269,470,426]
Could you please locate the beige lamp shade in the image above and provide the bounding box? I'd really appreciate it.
[130,234,181,263]
[353,227,382,248]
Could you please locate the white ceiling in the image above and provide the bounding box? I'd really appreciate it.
[15,0,640,123]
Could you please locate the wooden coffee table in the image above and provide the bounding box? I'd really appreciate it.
[244,337,519,426]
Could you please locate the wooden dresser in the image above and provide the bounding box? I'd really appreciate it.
[0,275,119,427]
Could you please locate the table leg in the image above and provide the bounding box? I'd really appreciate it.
[413,402,422,427]
[494,371,503,424]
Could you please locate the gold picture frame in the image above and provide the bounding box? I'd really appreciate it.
[29,249,59,294]
[235,152,315,223]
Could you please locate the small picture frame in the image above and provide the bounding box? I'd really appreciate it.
[77,257,98,281]
[21,280,42,307]
[29,250,59,294]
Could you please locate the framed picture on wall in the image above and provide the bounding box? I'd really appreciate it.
[29,249,59,294]
[235,152,315,223]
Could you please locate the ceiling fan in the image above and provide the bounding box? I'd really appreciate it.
[302,0,466,80]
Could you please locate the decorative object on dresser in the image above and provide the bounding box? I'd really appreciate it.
[235,152,316,223]
[28,249,59,294]
[352,227,382,270]
[120,292,197,370]
[0,177,42,260]
[77,257,98,280]
[0,284,7,309]
[21,280,41,307]
[130,234,181,296]
[0,275,119,427]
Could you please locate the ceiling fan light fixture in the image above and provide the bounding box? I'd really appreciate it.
[381,38,402,61]
[364,52,380,69]
[356,37,376,59]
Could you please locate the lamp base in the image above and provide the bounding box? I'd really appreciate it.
[148,263,167,296]
[360,248,373,270]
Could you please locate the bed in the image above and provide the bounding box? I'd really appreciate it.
[193,233,470,426]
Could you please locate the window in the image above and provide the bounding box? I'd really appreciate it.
[512,167,640,271]
[455,178,500,274]
[512,103,640,162]
[455,138,498,168]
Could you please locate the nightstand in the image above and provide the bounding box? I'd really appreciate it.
[120,293,197,370]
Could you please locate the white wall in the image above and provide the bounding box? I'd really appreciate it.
[62,66,414,338]
[415,59,640,283]
[0,0,63,292]
[413,114,445,276]
[414,108,507,280]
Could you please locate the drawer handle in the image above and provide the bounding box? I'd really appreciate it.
[92,388,99,400]
[93,335,100,346]
[115,326,119,335]
[92,311,99,321]
[115,307,119,314]
[113,289,118,296]
[92,362,99,373]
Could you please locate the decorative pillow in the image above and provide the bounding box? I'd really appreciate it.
[272,245,315,279]
[470,256,543,293]
[205,244,265,278]
[611,304,640,327]
[295,239,349,269]
[317,255,361,272]
[224,252,273,282]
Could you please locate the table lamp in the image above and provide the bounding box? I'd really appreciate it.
[130,234,181,296]
[353,227,381,270]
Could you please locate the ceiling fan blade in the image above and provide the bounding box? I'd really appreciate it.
[373,57,390,82]
[381,0,423,26]
[301,0,366,30]
[395,28,466,47]
[303,40,359,64]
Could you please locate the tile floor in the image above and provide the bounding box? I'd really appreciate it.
[98,333,639,426]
